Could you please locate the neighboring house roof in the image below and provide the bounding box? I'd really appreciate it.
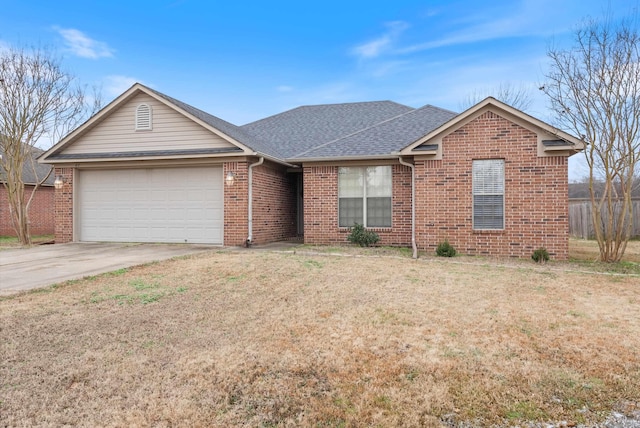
[240,101,414,159]
[1,145,54,186]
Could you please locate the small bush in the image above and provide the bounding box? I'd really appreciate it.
[347,223,380,247]
[532,247,550,263]
[436,240,457,257]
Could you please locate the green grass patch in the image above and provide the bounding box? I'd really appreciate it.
[0,236,17,244]
[129,278,159,290]
[0,234,55,249]
[303,259,324,269]
[0,234,54,243]
[104,268,129,277]
[90,290,168,305]
[138,292,165,304]
[85,276,172,305]
[505,401,549,421]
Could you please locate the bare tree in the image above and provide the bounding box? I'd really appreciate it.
[541,17,640,262]
[0,46,102,245]
[460,82,534,112]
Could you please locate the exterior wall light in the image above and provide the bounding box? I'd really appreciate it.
[54,175,66,189]
[225,171,236,186]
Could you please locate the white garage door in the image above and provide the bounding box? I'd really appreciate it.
[77,167,223,244]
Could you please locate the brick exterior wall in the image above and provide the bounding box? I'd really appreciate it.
[415,111,569,259]
[251,162,297,244]
[303,164,412,246]
[223,161,249,246]
[54,167,74,243]
[223,160,297,246]
[0,185,55,236]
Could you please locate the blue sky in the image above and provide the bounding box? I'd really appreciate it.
[1,0,637,179]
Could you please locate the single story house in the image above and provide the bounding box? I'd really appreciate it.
[1,146,55,236]
[39,83,583,259]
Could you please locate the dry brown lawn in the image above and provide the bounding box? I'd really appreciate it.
[1,242,639,427]
[569,238,640,264]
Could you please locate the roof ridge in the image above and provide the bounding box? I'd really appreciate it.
[241,100,412,127]
[241,105,306,128]
[418,103,459,116]
[290,106,421,159]
[295,100,409,108]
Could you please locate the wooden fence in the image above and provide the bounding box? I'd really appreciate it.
[569,199,640,239]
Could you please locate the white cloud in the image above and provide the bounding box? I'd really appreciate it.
[399,1,565,54]
[54,27,114,59]
[276,85,294,92]
[104,75,144,97]
[351,21,409,59]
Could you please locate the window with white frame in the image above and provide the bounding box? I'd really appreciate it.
[338,166,392,227]
[472,159,504,230]
[135,103,152,130]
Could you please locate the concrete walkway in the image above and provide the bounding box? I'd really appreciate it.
[0,242,213,295]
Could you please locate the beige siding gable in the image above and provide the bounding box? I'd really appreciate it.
[62,93,237,155]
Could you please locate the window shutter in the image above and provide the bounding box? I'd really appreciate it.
[135,104,152,130]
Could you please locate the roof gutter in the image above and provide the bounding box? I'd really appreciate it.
[285,154,400,163]
[397,156,418,259]
[246,156,264,247]
[254,151,297,168]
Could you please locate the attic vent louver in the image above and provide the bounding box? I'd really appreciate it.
[135,104,152,130]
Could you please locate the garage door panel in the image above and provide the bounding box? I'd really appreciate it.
[78,167,223,244]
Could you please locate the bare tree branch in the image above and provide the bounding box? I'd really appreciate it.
[460,82,534,112]
[0,45,103,245]
[541,16,640,262]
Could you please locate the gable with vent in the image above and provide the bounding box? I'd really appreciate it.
[135,103,152,130]
[47,92,239,158]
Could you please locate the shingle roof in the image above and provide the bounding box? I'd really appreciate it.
[289,104,458,160]
[47,84,463,164]
[240,101,414,159]
[146,87,283,158]
[147,86,459,161]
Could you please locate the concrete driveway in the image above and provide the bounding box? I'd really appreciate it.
[0,242,213,295]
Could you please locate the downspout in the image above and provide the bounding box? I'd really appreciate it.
[246,156,264,247]
[398,157,418,259]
